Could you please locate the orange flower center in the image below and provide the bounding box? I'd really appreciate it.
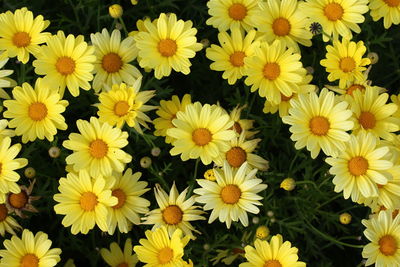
[358,111,376,129]
[348,156,368,176]
[12,32,31,47]
[264,260,282,267]
[116,263,129,267]
[114,101,130,117]
[20,253,39,267]
[272,18,291,36]
[158,39,177,57]
[232,122,242,134]
[220,184,241,204]
[384,0,400,7]
[158,247,174,264]
[228,3,247,20]
[339,57,356,73]
[263,63,280,80]
[230,51,246,67]
[9,191,28,209]
[346,84,365,95]
[112,189,126,209]
[102,52,123,73]
[281,93,293,102]
[324,3,344,21]
[56,56,76,75]
[89,139,108,159]
[80,192,98,211]
[226,147,247,168]
[309,116,330,136]
[162,205,183,225]
[192,128,212,146]
[379,235,398,256]
[28,102,48,121]
[0,204,8,222]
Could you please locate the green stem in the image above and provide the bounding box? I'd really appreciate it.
[193,158,200,180]
[316,194,342,210]
[118,17,129,36]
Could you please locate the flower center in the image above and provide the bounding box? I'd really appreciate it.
[112,189,126,209]
[309,116,330,136]
[20,253,39,267]
[348,156,369,176]
[226,147,247,168]
[263,63,280,80]
[339,57,356,73]
[12,32,31,48]
[272,18,291,36]
[162,205,183,225]
[230,51,246,67]
[324,3,344,21]
[281,93,293,102]
[116,263,129,267]
[228,3,247,20]
[89,139,108,159]
[379,235,398,256]
[56,56,76,75]
[80,192,98,211]
[220,184,241,204]
[158,39,177,57]
[192,128,212,146]
[384,0,400,7]
[102,52,123,73]
[0,204,8,222]
[232,122,242,134]
[158,247,174,264]
[346,84,365,95]
[264,260,282,267]
[358,111,376,129]
[114,101,130,117]
[28,102,48,121]
[8,191,28,209]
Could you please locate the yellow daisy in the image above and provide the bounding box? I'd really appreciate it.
[282,88,354,159]
[252,0,312,52]
[194,161,267,228]
[0,203,22,236]
[142,183,206,240]
[301,0,369,41]
[0,7,50,63]
[100,238,138,267]
[166,102,236,165]
[90,28,141,93]
[0,119,15,141]
[134,13,203,79]
[206,0,259,32]
[63,116,132,177]
[362,210,400,266]
[206,28,259,85]
[107,168,150,235]
[326,132,393,202]
[153,94,192,144]
[228,105,258,139]
[239,234,306,267]
[97,79,156,132]
[53,170,118,234]
[3,79,68,143]
[320,38,371,89]
[0,229,61,267]
[133,226,192,267]
[32,30,96,97]
[0,57,16,99]
[244,40,308,104]
[369,0,400,29]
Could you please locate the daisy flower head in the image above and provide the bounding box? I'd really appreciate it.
[0,57,17,99]
[194,161,268,228]
[206,28,259,85]
[0,7,50,63]
[369,0,400,29]
[244,40,308,104]
[90,28,142,93]
[3,79,68,143]
[97,79,156,133]
[5,180,40,218]
[142,183,206,240]
[320,38,371,89]
[63,117,132,178]
[32,30,96,97]
[153,94,192,144]
[53,170,118,234]
[100,238,138,267]
[282,88,354,159]
[0,203,22,237]
[0,229,61,267]
[134,13,203,79]
[301,0,369,41]
[228,105,258,139]
[166,102,236,165]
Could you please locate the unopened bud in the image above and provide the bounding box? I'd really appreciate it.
[109,4,123,19]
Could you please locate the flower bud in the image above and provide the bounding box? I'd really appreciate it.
[204,169,216,181]
[367,52,379,65]
[339,212,352,225]
[109,4,123,19]
[24,167,36,179]
[151,147,161,157]
[48,146,61,158]
[255,226,269,240]
[280,178,296,191]
[140,156,152,168]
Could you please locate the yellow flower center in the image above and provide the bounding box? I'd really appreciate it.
[384,0,400,7]
[8,191,28,209]
[116,263,129,267]
[192,128,212,146]
[114,101,130,117]
[56,56,76,75]
[226,147,247,168]
[220,184,241,204]
[230,51,246,67]
[80,192,98,211]
[232,122,242,134]
[158,39,177,57]
[348,156,368,176]
[346,84,365,95]
[309,116,330,136]
[112,189,126,209]
[12,32,31,48]
[158,247,174,264]
[358,111,376,129]
[379,235,398,256]
[263,63,280,80]
[89,139,108,159]
[28,102,48,121]
[228,3,247,20]
[272,18,291,36]
[20,253,39,267]
[339,57,356,73]
[0,204,8,222]
[324,3,344,21]
[102,52,123,73]
[264,260,282,267]
[281,93,293,102]
[162,205,183,225]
